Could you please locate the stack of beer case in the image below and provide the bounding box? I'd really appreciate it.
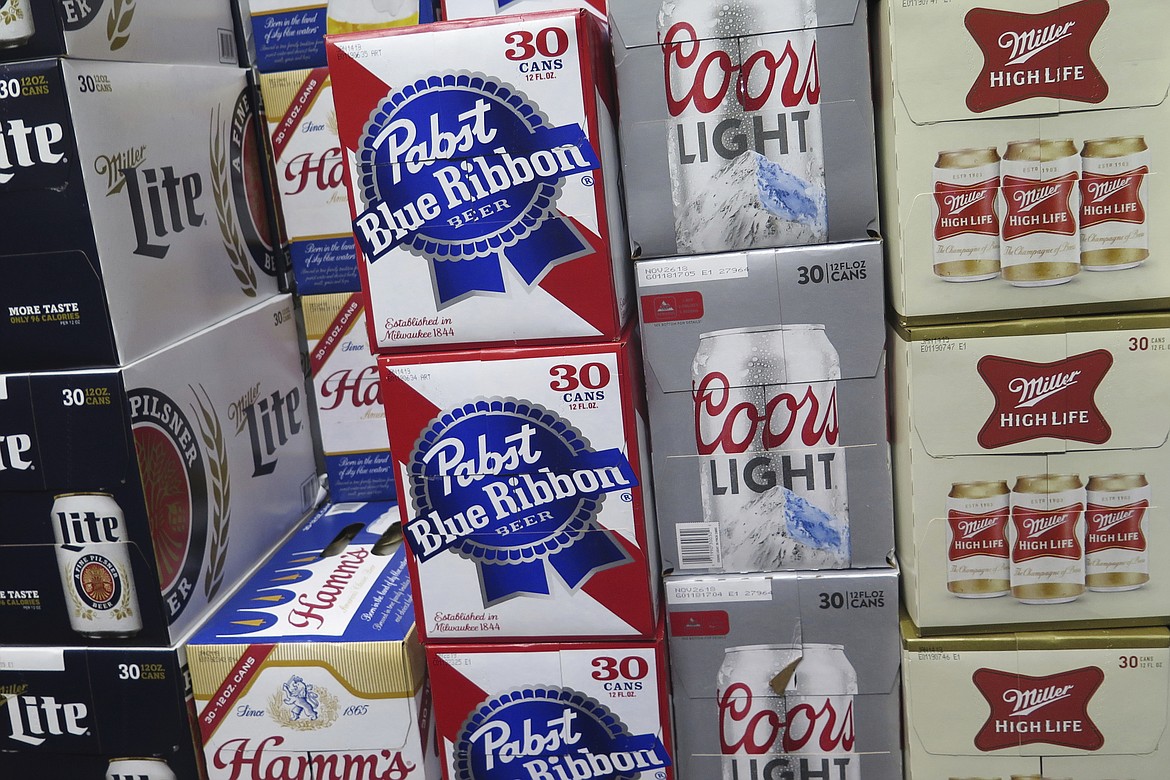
[0,6,320,778]
[609,1,904,778]
[874,0,1170,777]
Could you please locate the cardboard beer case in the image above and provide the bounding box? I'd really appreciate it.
[442,0,606,22]
[0,295,319,647]
[0,58,282,372]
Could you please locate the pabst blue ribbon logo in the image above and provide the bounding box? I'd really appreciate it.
[456,688,670,780]
[353,73,601,306]
[405,399,635,604]
[972,667,1104,751]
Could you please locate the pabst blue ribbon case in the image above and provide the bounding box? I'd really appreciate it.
[609,0,878,259]
[302,293,396,501]
[876,0,1170,323]
[427,635,673,780]
[666,567,902,780]
[636,241,892,575]
[0,58,281,372]
[901,617,1170,779]
[189,501,437,780]
[381,331,659,641]
[891,312,1170,633]
[0,295,319,647]
[326,10,631,352]
[0,644,205,777]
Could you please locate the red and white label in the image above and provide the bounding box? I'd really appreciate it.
[934,180,1000,241]
[1001,172,1079,240]
[693,374,838,455]
[1010,506,1083,563]
[947,509,1009,562]
[972,667,1104,751]
[1085,500,1148,554]
[719,684,855,756]
[1080,168,1148,229]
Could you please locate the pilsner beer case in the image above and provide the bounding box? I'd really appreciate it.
[188,501,437,780]
[326,10,632,353]
[0,58,282,372]
[427,633,673,780]
[891,312,1170,634]
[610,0,879,259]
[0,295,319,647]
[636,240,893,575]
[381,327,660,642]
[666,567,903,780]
[0,643,204,777]
[875,0,1170,323]
[901,617,1170,779]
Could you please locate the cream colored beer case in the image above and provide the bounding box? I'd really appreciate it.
[875,0,1170,322]
[188,501,437,780]
[890,312,1170,633]
[901,616,1170,779]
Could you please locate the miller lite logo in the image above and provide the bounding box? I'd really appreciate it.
[947,510,1008,561]
[1081,168,1148,228]
[4,695,90,747]
[973,667,1104,751]
[933,180,1000,240]
[118,159,206,259]
[0,119,67,186]
[0,432,35,472]
[236,385,304,478]
[964,0,1109,112]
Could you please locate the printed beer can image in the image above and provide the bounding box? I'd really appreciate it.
[1008,474,1086,604]
[106,757,177,780]
[326,0,420,34]
[1080,136,1150,270]
[0,0,33,49]
[932,147,1001,281]
[1085,473,1151,592]
[946,481,1010,598]
[999,139,1082,287]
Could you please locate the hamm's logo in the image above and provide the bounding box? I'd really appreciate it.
[353,72,601,306]
[973,667,1104,751]
[406,399,635,605]
[455,687,670,780]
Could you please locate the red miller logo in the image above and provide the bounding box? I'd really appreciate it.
[947,510,1008,561]
[964,0,1110,113]
[934,180,1000,240]
[1001,173,1079,240]
[973,667,1104,751]
[977,351,1112,449]
[1011,507,1082,563]
[1086,500,1148,553]
[1081,168,1148,228]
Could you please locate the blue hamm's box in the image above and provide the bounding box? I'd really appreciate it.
[188,501,437,780]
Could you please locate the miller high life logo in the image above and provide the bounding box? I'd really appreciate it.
[972,667,1104,751]
[964,0,1109,113]
[947,510,1008,561]
[1086,500,1148,553]
[976,350,1112,449]
[1081,168,1148,228]
[1011,507,1082,563]
[1001,173,1079,240]
[934,180,1000,240]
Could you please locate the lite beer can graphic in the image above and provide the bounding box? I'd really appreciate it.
[106,757,177,780]
[1009,474,1086,604]
[946,481,1010,598]
[1080,136,1150,270]
[1000,139,1081,287]
[0,0,32,48]
[933,147,1001,281]
[1085,473,1151,591]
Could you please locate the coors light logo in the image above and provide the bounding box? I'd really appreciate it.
[973,667,1104,751]
[964,0,1110,113]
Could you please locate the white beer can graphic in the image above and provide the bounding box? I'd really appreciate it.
[999,139,1081,287]
[1085,473,1151,592]
[945,480,1010,598]
[51,493,142,638]
[106,757,178,780]
[326,0,419,34]
[0,0,34,49]
[1008,474,1086,605]
[1080,136,1150,271]
[932,147,1001,281]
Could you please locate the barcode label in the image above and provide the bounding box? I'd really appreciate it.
[300,476,318,512]
[219,28,237,64]
[677,523,721,569]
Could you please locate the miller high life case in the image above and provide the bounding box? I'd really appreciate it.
[326,10,631,353]
[381,329,660,641]
[875,0,1170,323]
[636,241,893,575]
[610,0,879,259]
[901,617,1170,779]
[0,59,281,372]
[666,567,903,780]
[891,312,1170,634]
[427,634,673,780]
[0,296,319,647]
[188,501,436,780]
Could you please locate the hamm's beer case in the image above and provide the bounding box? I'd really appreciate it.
[610,0,879,259]
[636,241,893,575]
[326,10,632,353]
[0,58,281,372]
[427,634,673,780]
[666,567,903,780]
[875,0,1170,323]
[188,501,437,780]
[902,617,1170,779]
[891,312,1170,634]
[381,329,660,641]
[0,643,204,777]
[0,296,319,647]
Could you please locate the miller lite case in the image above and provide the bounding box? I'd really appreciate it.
[666,567,903,780]
[0,295,319,646]
[327,10,631,353]
[636,240,893,575]
[188,501,436,780]
[875,0,1170,323]
[891,312,1170,633]
[381,328,660,641]
[610,0,879,259]
[427,634,673,780]
[902,617,1170,779]
[0,59,281,372]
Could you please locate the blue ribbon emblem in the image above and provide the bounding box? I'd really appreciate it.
[354,74,601,306]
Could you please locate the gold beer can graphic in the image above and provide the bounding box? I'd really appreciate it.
[1008,474,1086,604]
[0,0,34,49]
[945,480,1010,598]
[106,757,177,780]
[932,147,1001,281]
[1080,136,1150,270]
[1000,139,1081,287]
[325,0,419,34]
[1085,473,1151,592]
[51,493,142,638]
